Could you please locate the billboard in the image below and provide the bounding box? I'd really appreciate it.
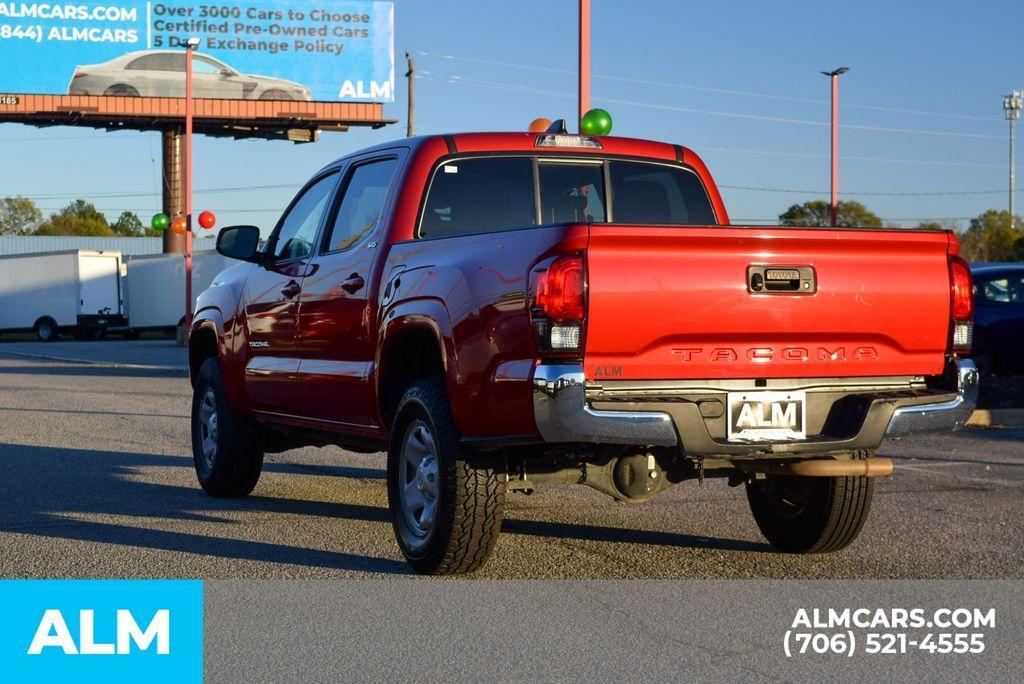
[0,1,394,101]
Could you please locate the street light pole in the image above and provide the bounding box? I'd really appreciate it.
[1003,91,1022,221]
[405,52,415,138]
[578,0,590,132]
[183,38,198,330]
[822,67,849,227]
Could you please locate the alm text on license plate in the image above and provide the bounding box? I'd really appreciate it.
[726,390,807,442]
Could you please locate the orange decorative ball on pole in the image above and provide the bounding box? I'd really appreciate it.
[171,215,188,234]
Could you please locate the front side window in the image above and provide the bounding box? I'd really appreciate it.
[325,158,399,252]
[268,173,337,260]
[609,161,716,225]
[192,58,221,75]
[420,157,535,238]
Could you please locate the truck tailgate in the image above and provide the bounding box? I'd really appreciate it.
[584,225,953,380]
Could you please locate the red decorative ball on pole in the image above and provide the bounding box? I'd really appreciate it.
[198,211,217,229]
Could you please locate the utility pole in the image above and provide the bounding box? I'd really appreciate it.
[405,52,415,137]
[822,67,849,227]
[578,0,590,132]
[1003,91,1022,221]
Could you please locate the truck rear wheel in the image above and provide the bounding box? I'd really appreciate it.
[387,378,506,575]
[746,456,874,553]
[191,358,264,497]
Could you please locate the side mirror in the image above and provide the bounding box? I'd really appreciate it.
[216,225,262,263]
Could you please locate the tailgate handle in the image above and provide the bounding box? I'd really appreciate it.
[748,265,816,294]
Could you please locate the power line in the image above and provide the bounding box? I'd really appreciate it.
[10,182,300,200]
[719,184,1024,196]
[699,145,1023,170]
[415,51,1003,124]
[442,75,1006,140]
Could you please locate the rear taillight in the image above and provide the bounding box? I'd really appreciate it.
[73,72,87,79]
[948,254,973,353]
[530,254,586,354]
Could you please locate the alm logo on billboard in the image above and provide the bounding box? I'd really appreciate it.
[339,80,392,100]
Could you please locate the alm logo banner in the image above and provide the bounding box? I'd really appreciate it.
[0,580,202,683]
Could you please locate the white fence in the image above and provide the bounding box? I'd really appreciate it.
[0,236,165,257]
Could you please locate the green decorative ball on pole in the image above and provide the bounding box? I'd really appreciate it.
[580,108,613,136]
[151,213,170,231]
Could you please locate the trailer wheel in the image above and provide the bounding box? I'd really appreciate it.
[746,453,874,554]
[387,378,506,575]
[191,357,264,497]
[34,317,58,342]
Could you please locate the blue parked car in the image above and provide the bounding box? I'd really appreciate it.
[970,263,1024,376]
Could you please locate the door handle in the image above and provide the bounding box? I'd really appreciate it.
[341,274,365,294]
[280,281,301,298]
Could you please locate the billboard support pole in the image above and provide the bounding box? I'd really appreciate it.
[161,130,185,254]
[578,0,590,132]
[184,42,195,330]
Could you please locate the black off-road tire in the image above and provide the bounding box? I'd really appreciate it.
[746,452,874,553]
[387,378,506,575]
[191,357,264,497]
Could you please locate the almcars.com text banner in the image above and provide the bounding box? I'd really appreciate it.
[0,1,394,101]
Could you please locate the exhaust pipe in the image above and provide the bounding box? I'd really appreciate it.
[739,457,893,478]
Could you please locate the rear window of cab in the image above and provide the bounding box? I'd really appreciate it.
[418,156,717,239]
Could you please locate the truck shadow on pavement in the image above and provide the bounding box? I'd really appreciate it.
[0,443,410,575]
[0,443,768,576]
[0,361,186,380]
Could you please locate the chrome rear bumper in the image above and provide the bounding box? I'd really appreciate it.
[884,358,978,437]
[532,364,678,446]
[532,359,978,449]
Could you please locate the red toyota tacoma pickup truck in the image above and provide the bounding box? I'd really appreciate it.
[189,128,978,574]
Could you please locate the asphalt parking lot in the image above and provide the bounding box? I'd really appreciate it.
[0,342,1022,579]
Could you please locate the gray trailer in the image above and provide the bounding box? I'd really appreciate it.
[0,250,126,341]
[123,251,233,335]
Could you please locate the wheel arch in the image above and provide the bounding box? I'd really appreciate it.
[377,303,459,430]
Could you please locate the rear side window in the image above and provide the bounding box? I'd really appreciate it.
[420,158,535,238]
[325,158,398,252]
[609,161,716,225]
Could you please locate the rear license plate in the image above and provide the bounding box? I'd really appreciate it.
[726,391,807,442]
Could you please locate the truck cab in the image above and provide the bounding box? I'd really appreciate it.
[188,131,977,574]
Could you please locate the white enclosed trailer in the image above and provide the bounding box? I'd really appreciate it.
[0,250,126,340]
[123,251,233,333]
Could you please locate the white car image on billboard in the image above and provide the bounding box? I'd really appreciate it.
[67,50,313,100]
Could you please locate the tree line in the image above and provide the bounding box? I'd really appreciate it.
[0,196,160,238]
[3,194,1022,262]
[778,200,1023,262]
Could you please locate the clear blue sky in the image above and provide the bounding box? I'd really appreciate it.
[2,0,1021,235]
